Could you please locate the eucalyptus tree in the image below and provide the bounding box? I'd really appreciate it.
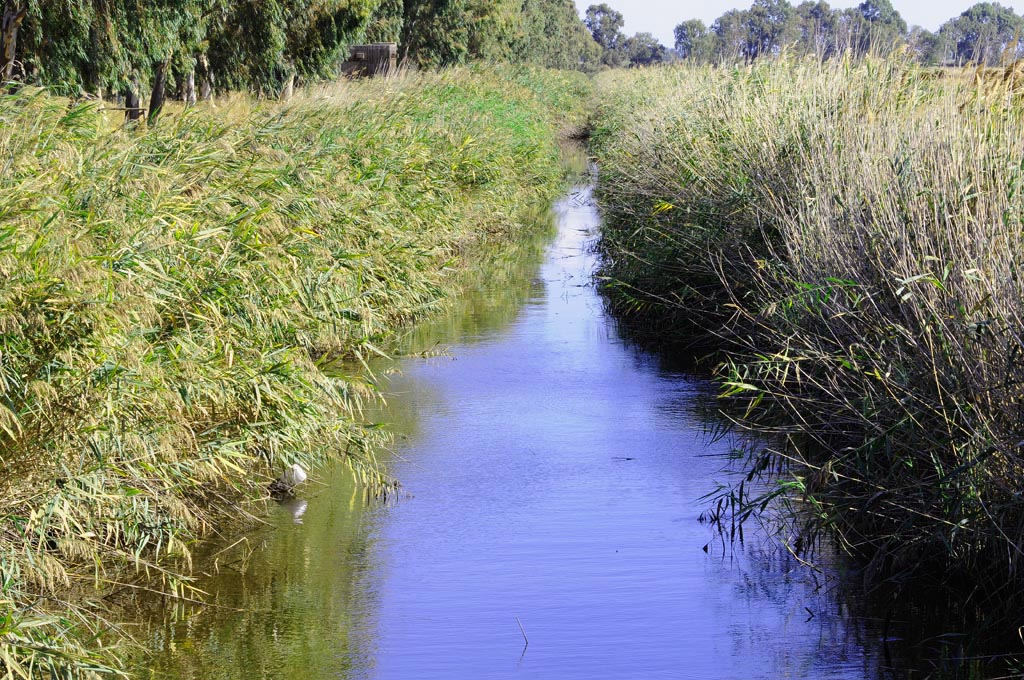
[935,2,1024,65]
[4,0,600,97]
[284,0,379,79]
[516,0,602,70]
[743,0,797,58]
[365,0,403,43]
[367,0,519,67]
[9,0,207,108]
[584,3,627,66]
[1,1,27,80]
[125,0,209,120]
[205,0,378,94]
[795,0,839,57]
[122,0,375,112]
[837,0,907,55]
[4,0,380,100]
[623,31,670,65]
[906,25,941,63]
[712,9,751,61]
[4,0,86,86]
[674,19,712,60]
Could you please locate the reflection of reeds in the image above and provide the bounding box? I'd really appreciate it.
[592,56,1024,607]
[0,65,589,674]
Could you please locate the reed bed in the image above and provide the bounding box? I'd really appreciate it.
[591,57,1024,606]
[0,65,589,675]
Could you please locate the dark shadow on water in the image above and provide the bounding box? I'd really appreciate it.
[592,220,1024,679]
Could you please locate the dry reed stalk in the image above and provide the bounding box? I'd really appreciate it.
[592,55,1024,609]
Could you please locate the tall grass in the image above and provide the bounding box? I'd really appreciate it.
[591,57,1024,604]
[0,65,589,675]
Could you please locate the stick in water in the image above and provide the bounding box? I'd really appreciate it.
[516,616,529,647]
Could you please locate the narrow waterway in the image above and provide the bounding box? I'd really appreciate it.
[134,180,892,679]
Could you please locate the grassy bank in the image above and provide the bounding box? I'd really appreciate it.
[590,58,1024,605]
[0,65,589,675]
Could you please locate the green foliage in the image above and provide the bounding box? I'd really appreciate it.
[17,0,201,93]
[746,0,798,58]
[584,2,624,54]
[906,25,941,64]
[367,0,601,69]
[583,3,671,68]
[672,0,940,63]
[0,65,590,676]
[794,0,840,56]
[674,19,710,60]
[392,0,519,68]
[590,57,1024,606]
[935,2,1024,65]
[710,9,751,61]
[364,0,403,42]
[840,0,908,56]
[204,0,377,93]
[623,32,671,66]
[6,0,598,97]
[515,0,602,70]
[11,0,378,96]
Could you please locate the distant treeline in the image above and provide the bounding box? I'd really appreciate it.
[2,0,1019,105]
[671,0,1024,66]
[0,0,600,100]
[579,1,1024,68]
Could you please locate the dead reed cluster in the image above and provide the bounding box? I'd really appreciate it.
[0,65,589,675]
[592,56,1024,602]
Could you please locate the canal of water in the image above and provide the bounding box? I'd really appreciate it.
[130,177,947,679]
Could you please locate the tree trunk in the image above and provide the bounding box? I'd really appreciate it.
[280,72,294,101]
[148,57,169,125]
[399,0,420,67]
[124,78,143,123]
[183,69,196,107]
[198,54,213,102]
[1,2,27,81]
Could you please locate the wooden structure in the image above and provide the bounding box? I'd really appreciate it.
[341,43,397,78]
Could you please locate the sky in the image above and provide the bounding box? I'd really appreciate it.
[575,1,1019,48]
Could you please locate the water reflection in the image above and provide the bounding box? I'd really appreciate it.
[280,498,308,525]
[344,183,887,680]
[132,473,380,679]
[127,171,991,679]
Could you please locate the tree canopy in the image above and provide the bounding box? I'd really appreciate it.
[6,0,1018,100]
[674,19,710,60]
[516,0,602,70]
[671,0,1024,65]
[935,2,1024,64]
[0,0,600,100]
[584,3,672,67]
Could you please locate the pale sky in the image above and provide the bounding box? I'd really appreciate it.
[575,1,1018,48]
